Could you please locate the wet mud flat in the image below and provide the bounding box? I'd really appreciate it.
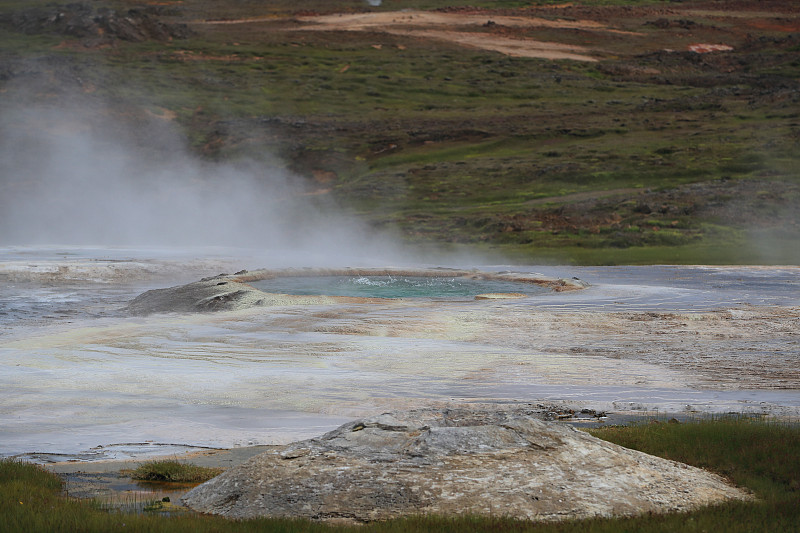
[2,253,798,471]
[50,446,273,512]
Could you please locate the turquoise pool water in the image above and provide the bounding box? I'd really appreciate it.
[248,275,547,299]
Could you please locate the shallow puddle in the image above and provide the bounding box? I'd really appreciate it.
[60,471,199,514]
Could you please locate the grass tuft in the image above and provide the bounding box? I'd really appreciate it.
[127,459,223,483]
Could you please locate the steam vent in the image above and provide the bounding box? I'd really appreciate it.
[127,267,589,314]
[182,407,751,523]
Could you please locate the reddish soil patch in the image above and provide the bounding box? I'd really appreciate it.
[746,20,800,32]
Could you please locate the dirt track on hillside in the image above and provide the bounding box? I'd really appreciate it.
[197,9,627,61]
[194,5,798,62]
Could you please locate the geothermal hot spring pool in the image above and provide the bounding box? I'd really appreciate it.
[1,246,798,463]
[247,275,550,299]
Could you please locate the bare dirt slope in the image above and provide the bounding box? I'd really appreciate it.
[290,10,628,61]
[195,3,799,62]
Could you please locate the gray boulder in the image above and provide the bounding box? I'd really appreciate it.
[182,407,750,523]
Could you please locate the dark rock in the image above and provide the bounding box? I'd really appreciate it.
[0,3,191,43]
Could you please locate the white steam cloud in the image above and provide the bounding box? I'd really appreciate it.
[0,98,413,267]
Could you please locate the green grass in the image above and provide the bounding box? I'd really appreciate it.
[442,232,800,266]
[125,459,223,483]
[588,417,800,501]
[2,417,798,532]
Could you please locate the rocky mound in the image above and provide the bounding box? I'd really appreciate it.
[181,407,750,523]
[0,3,190,43]
[126,275,340,315]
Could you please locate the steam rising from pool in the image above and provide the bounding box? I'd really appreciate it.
[0,95,427,268]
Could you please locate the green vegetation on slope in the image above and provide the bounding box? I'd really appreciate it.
[0,0,798,263]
